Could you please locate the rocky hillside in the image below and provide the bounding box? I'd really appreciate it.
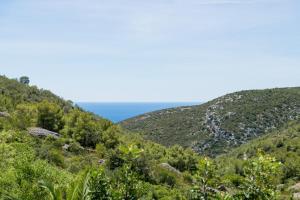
[120,87,300,156]
[216,120,300,199]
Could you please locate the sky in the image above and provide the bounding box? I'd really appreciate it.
[0,0,299,102]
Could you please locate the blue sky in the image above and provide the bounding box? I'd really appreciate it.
[0,0,299,102]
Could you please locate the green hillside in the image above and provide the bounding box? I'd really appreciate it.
[216,120,300,199]
[0,75,203,199]
[0,75,299,199]
[120,88,300,156]
[0,75,72,110]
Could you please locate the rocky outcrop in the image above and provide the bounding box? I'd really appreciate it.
[289,182,300,192]
[197,91,300,153]
[289,182,300,199]
[294,193,300,200]
[28,127,60,138]
[159,163,181,175]
[62,144,70,150]
[200,95,241,152]
[0,112,10,118]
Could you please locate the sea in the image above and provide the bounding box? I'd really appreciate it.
[76,102,199,123]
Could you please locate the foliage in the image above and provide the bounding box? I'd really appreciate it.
[89,167,111,200]
[19,76,30,85]
[37,101,64,132]
[39,170,91,200]
[217,121,300,186]
[62,109,110,148]
[190,158,220,200]
[0,75,299,200]
[166,145,199,173]
[12,103,38,130]
[235,152,282,200]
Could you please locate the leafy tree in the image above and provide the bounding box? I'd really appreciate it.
[191,157,220,200]
[236,151,282,200]
[167,145,199,173]
[62,109,105,147]
[19,76,30,85]
[101,125,121,149]
[37,101,64,132]
[114,144,144,200]
[12,103,37,130]
[89,167,112,200]
[95,143,107,158]
[0,95,13,112]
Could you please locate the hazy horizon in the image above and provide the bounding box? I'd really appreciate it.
[1,0,300,102]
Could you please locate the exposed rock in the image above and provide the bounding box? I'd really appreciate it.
[62,144,70,151]
[277,184,285,191]
[289,182,300,192]
[28,127,60,138]
[218,185,227,192]
[0,112,10,118]
[159,163,181,175]
[294,193,300,200]
[98,159,106,165]
[86,148,96,153]
[202,97,237,152]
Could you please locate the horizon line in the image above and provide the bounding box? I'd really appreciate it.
[76,101,202,104]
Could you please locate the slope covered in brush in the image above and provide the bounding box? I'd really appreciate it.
[0,75,298,199]
[0,75,199,199]
[216,120,300,198]
[121,88,300,156]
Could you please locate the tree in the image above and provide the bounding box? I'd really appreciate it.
[115,144,144,200]
[191,157,220,200]
[89,167,112,200]
[236,151,282,200]
[19,76,30,85]
[12,103,38,130]
[101,125,120,149]
[167,145,199,173]
[37,101,64,132]
[62,109,104,147]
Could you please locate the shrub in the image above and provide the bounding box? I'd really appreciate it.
[236,151,282,199]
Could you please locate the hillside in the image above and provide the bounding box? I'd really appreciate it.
[120,87,300,156]
[218,120,300,171]
[0,75,197,199]
[0,75,299,199]
[216,120,300,199]
[0,75,72,110]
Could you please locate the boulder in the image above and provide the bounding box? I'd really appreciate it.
[294,193,300,200]
[0,112,10,118]
[159,163,181,175]
[62,144,70,151]
[218,185,227,192]
[289,182,300,192]
[28,127,60,138]
[98,159,106,165]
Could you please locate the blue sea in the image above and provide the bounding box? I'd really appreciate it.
[77,102,199,123]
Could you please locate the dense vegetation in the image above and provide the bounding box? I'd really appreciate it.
[0,75,299,199]
[216,121,300,199]
[121,87,300,156]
